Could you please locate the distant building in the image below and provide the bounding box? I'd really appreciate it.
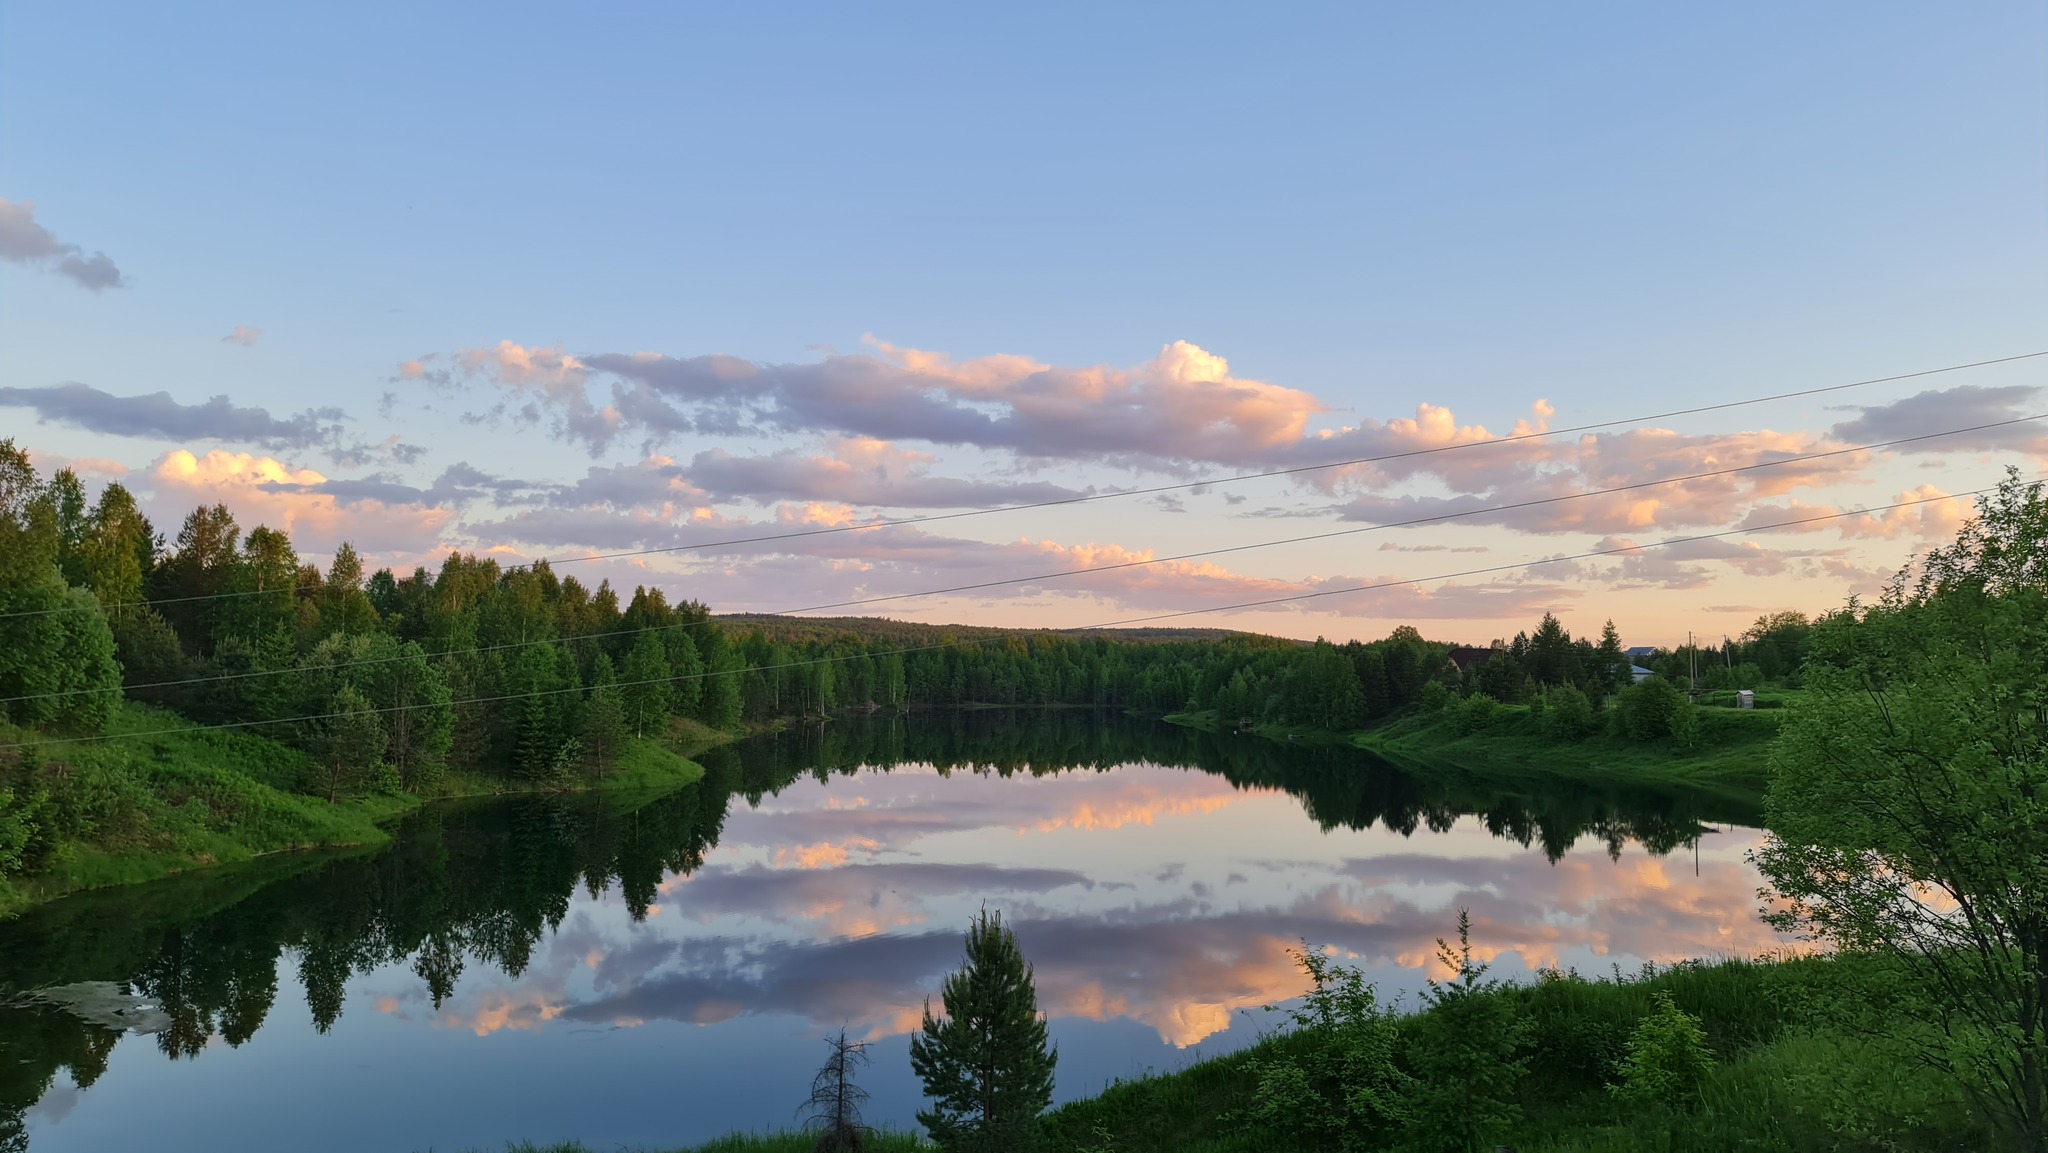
[1625,646,1659,663]
[1445,646,1495,673]
[1629,664,1655,685]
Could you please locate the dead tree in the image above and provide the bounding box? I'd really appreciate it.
[800,1028,872,1152]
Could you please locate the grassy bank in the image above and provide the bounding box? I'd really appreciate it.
[1038,951,1984,1153]
[1168,701,1780,795]
[467,953,1987,1153]
[2,701,733,915]
[1356,702,1780,791]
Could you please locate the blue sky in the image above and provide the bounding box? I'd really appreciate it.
[4,2,2045,644]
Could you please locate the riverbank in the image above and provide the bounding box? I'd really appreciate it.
[471,952,1980,1153]
[0,702,741,915]
[1169,701,1780,795]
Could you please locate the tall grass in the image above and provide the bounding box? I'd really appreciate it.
[1042,953,1991,1153]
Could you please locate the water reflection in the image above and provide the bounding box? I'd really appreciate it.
[0,711,1778,1151]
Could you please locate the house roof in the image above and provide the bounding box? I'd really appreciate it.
[1445,646,1495,671]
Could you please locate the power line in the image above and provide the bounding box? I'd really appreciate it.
[8,348,2041,622]
[0,482,2007,753]
[5,414,2031,707]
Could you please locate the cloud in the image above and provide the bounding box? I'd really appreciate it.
[0,382,348,451]
[149,449,457,558]
[402,337,1325,464]
[394,334,1968,547]
[258,461,530,508]
[1736,484,1973,543]
[0,197,126,291]
[223,325,262,347]
[685,437,1091,508]
[1830,384,2048,454]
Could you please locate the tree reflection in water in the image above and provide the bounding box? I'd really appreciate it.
[0,710,1762,1146]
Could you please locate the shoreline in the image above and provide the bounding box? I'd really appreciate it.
[0,707,758,916]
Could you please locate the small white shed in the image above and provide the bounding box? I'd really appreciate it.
[1736,690,1755,710]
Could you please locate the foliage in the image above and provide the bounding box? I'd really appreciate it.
[1538,684,1595,742]
[1447,690,1497,736]
[1235,945,1410,1149]
[1401,910,1530,1152]
[1755,470,2048,1151]
[910,907,1058,1152]
[313,685,390,803]
[1608,991,1714,1110]
[1611,676,1689,743]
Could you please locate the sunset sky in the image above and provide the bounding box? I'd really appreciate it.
[4,2,2045,647]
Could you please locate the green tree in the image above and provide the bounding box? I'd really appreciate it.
[583,654,629,778]
[910,908,1058,1152]
[621,631,674,738]
[1608,991,1714,1111]
[315,685,389,802]
[1756,471,2048,1151]
[78,481,154,618]
[370,639,453,793]
[1401,911,1528,1152]
[1236,945,1410,1149]
[318,541,379,638]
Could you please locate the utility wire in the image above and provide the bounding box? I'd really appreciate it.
[7,349,2041,622]
[4,413,2033,707]
[0,482,2007,753]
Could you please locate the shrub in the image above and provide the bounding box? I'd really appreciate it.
[1538,685,1595,742]
[1236,945,1411,1149]
[1612,677,1683,742]
[1447,691,1497,736]
[1610,991,1714,1110]
[1400,912,1529,1152]
[1417,680,1449,713]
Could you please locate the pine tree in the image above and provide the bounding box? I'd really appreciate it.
[317,685,389,802]
[620,631,673,738]
[583,654,628,778]
[910,908,1057,1152]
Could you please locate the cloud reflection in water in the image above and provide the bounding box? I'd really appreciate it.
[414,760,1785,1049]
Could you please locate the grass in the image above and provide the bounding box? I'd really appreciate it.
[1038,953,1992,1153]
[1356,703,1782,792]
[2,701,414,912]
[3,702,736,915]
[1167,703,1778,800]
[467,955,1991,1153]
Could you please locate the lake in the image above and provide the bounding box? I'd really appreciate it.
[0,711,1787,1152]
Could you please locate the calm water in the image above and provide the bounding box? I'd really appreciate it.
[0,712,1785,1152]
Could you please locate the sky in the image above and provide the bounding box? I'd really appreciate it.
[3,1,2045,647]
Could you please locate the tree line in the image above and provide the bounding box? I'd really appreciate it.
[4,436,1681,815]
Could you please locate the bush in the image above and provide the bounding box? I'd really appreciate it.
[1612,677,1684,742]
[1447,691,1497,736]
[1400,912,1529,1152]
[1538,685,1595,742]
[1417,680,1449,713]
[1610,991,1714,1110]
[1235,946,1411,1149]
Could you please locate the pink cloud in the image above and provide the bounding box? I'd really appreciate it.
[148,449,457,560]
